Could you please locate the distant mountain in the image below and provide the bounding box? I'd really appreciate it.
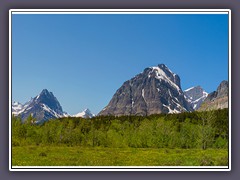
[12,89,69,123]
[198,80,228,111]
[12,101,24,116]
[12,97,35,116]
[184,86,208,110]
[99,64,192,116]
[73,108,95,118]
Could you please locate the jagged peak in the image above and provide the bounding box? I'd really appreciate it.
[157,64,174,74]
[99,63,192,116]
[216,80,228,97]
[157,63,167,68]
[12,101,22,105]
[184,85,208,110]
[149,64,181,90]
[41,88,49,93]
[184,86,205,92]
[40,89,52,96]
[218,80,228,88]
[83,108,91,112]
[73,108,94,118]
[12,89,66,123]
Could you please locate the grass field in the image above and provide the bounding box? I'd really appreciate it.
[12,146,228,166]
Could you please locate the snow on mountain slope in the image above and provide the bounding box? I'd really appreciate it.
[151,65,181,92]
[99,64,192,116]
[12,89,69,123]
[184,86,208,110]
[12,101,24,115]
[73,108,95,118]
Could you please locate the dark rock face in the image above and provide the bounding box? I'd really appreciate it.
[36,89,63,115]
[198,80,228,111]
[99,64,192,116]
[184,86,208,110]
[216,80,228,98]
[20,89,66,123]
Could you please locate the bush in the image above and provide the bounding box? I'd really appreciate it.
[214,136,228,149]
[39,152,47,157]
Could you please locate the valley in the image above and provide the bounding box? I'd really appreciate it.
[11,64,229,167]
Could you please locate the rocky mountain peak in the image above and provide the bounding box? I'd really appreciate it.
[198,80,228,111]
[12,89,66,123]
[36,89,63,114]
[184,86,208,110]
[99,64,192,116]
[83,108,91,113]
[40,88,50,94]
[73,108,94,118]
[216,80,228,98]
[150,64,181,88]
[12,101,24,115]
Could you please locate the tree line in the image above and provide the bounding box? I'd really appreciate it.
[12,109,228,149]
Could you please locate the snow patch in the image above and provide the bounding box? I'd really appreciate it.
[184,87,195,92]
[142,89,145,98]
[193,104,197,109]
[151,66,181,93]
[168,89,172,97]
[162,104,181,114]
[41,104,61,118]
[184,86,209,110]
[73,109,94,118]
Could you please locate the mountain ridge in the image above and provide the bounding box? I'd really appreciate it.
[198,80,228,111]
[99,64,192,116]
[12,89,95,123]
[184,86,208,110]
[12,66,228,121]
[12,89,68,123]
[73,108,95,118]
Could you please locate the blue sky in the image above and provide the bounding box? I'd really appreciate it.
[12,13,229,115]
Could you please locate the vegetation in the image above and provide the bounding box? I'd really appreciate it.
[12,146,228,166]
[11,109,229,166]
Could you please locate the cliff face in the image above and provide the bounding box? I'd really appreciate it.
[99,64,192,116]
[184,86,208,110]
[198,80,228,111]
[13,89,67,123]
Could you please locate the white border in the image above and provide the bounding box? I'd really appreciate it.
[11,166,228,171]
[228,9,231,171]
[9,8,12,172]
[9,9,231,171]
[10,9,229,14]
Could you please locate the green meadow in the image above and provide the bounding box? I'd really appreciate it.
[12,146,228,166]
[12,109,228,166]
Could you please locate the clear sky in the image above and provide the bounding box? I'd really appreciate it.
[12,13,229,115]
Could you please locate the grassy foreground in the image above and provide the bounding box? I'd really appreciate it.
[12,146,228,166]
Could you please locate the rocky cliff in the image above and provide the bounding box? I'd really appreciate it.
[99,64,192,116]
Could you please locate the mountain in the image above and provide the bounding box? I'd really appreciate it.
[13,89,69,123]
[12,101,24,116]
[73,108,95,118]
[12,97,35,116]
[198,80,228,111]
[99,64,192,116]
[183,86,208,110]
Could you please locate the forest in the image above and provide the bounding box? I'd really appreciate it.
[12,109,228,150]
